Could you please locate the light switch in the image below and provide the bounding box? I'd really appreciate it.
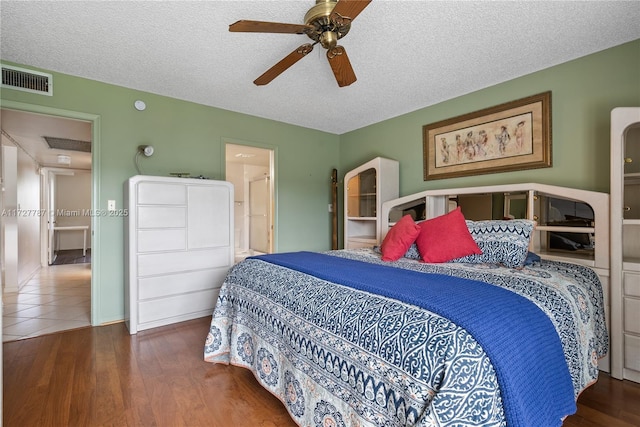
[108,200,116,211]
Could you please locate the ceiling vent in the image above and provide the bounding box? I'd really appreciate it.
[1,64,53,96]
[44,136,91,152]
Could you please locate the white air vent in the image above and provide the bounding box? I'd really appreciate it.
[1,64,53,96]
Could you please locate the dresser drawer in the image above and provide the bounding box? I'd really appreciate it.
[137,206,186,228]
[138,288,218,325]
[624,297,640,334]
[137,247,231,277]
[625,333,640,372]
[137,229,186,252]
[137,182,186,205]
[624,271,640,297]
[138,268,227,300]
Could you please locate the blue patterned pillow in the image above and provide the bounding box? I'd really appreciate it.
[523,251,541,266]
[452,219,535,268]
[374,243,422,260]
[404,243,422,260]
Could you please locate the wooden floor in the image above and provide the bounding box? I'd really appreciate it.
[4,316,640,427]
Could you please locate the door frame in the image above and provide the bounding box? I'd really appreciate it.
[1,100,101,325]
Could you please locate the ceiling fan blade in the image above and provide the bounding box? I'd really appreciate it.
[326,46,357,87]
[330,0,372,23]
[254,44,315,86]
[229,20,313,34]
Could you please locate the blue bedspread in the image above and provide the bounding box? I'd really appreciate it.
[254,251,575,427]
[206,248,607,426]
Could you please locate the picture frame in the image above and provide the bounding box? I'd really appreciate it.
[423,91,551,181]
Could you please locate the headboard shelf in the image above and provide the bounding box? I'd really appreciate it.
[535,225,594,233]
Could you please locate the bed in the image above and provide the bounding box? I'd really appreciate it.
[204,184,609,427]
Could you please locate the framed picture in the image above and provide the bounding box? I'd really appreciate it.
[423,91,551,181]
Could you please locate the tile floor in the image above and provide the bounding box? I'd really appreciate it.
[2,263,91,342]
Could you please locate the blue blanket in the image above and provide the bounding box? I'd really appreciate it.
[252,251,576,427]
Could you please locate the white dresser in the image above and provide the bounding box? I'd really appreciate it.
[125,175,234,334]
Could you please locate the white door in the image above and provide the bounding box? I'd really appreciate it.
[46,171,56,265]
[0,143,4,288]
[1,145,18,291]
[249,177,270,254]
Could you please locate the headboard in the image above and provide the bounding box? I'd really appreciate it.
[381,182,610,272]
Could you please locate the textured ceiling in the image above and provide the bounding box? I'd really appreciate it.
[1,1,639,135]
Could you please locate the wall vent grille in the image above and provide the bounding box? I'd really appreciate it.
[1,64,53,96]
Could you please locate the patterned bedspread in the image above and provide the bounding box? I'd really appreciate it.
[204,248,608,427]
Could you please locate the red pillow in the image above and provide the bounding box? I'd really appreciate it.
[415,207,482,263]
[380,215,421,261]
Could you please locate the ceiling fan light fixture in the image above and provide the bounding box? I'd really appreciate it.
[229,0,371,86]
[320,31,338,49]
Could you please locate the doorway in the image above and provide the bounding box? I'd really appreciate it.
[1,106,95,340]
[225,142,275,262]
[42,168,92,266]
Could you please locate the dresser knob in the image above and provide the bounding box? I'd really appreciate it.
[533,215,539,221]
[624,157,633,163]
[624,206,631,212]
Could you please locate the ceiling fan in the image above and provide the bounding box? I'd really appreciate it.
[229,0,372,87]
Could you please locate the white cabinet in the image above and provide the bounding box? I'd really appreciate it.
[125,175,234,334]
[611,107,640,383]
[344,157,399,249]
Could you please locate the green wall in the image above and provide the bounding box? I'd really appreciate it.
[2,39,638,324]
[1,67,340,324]
[339,39,640,198]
